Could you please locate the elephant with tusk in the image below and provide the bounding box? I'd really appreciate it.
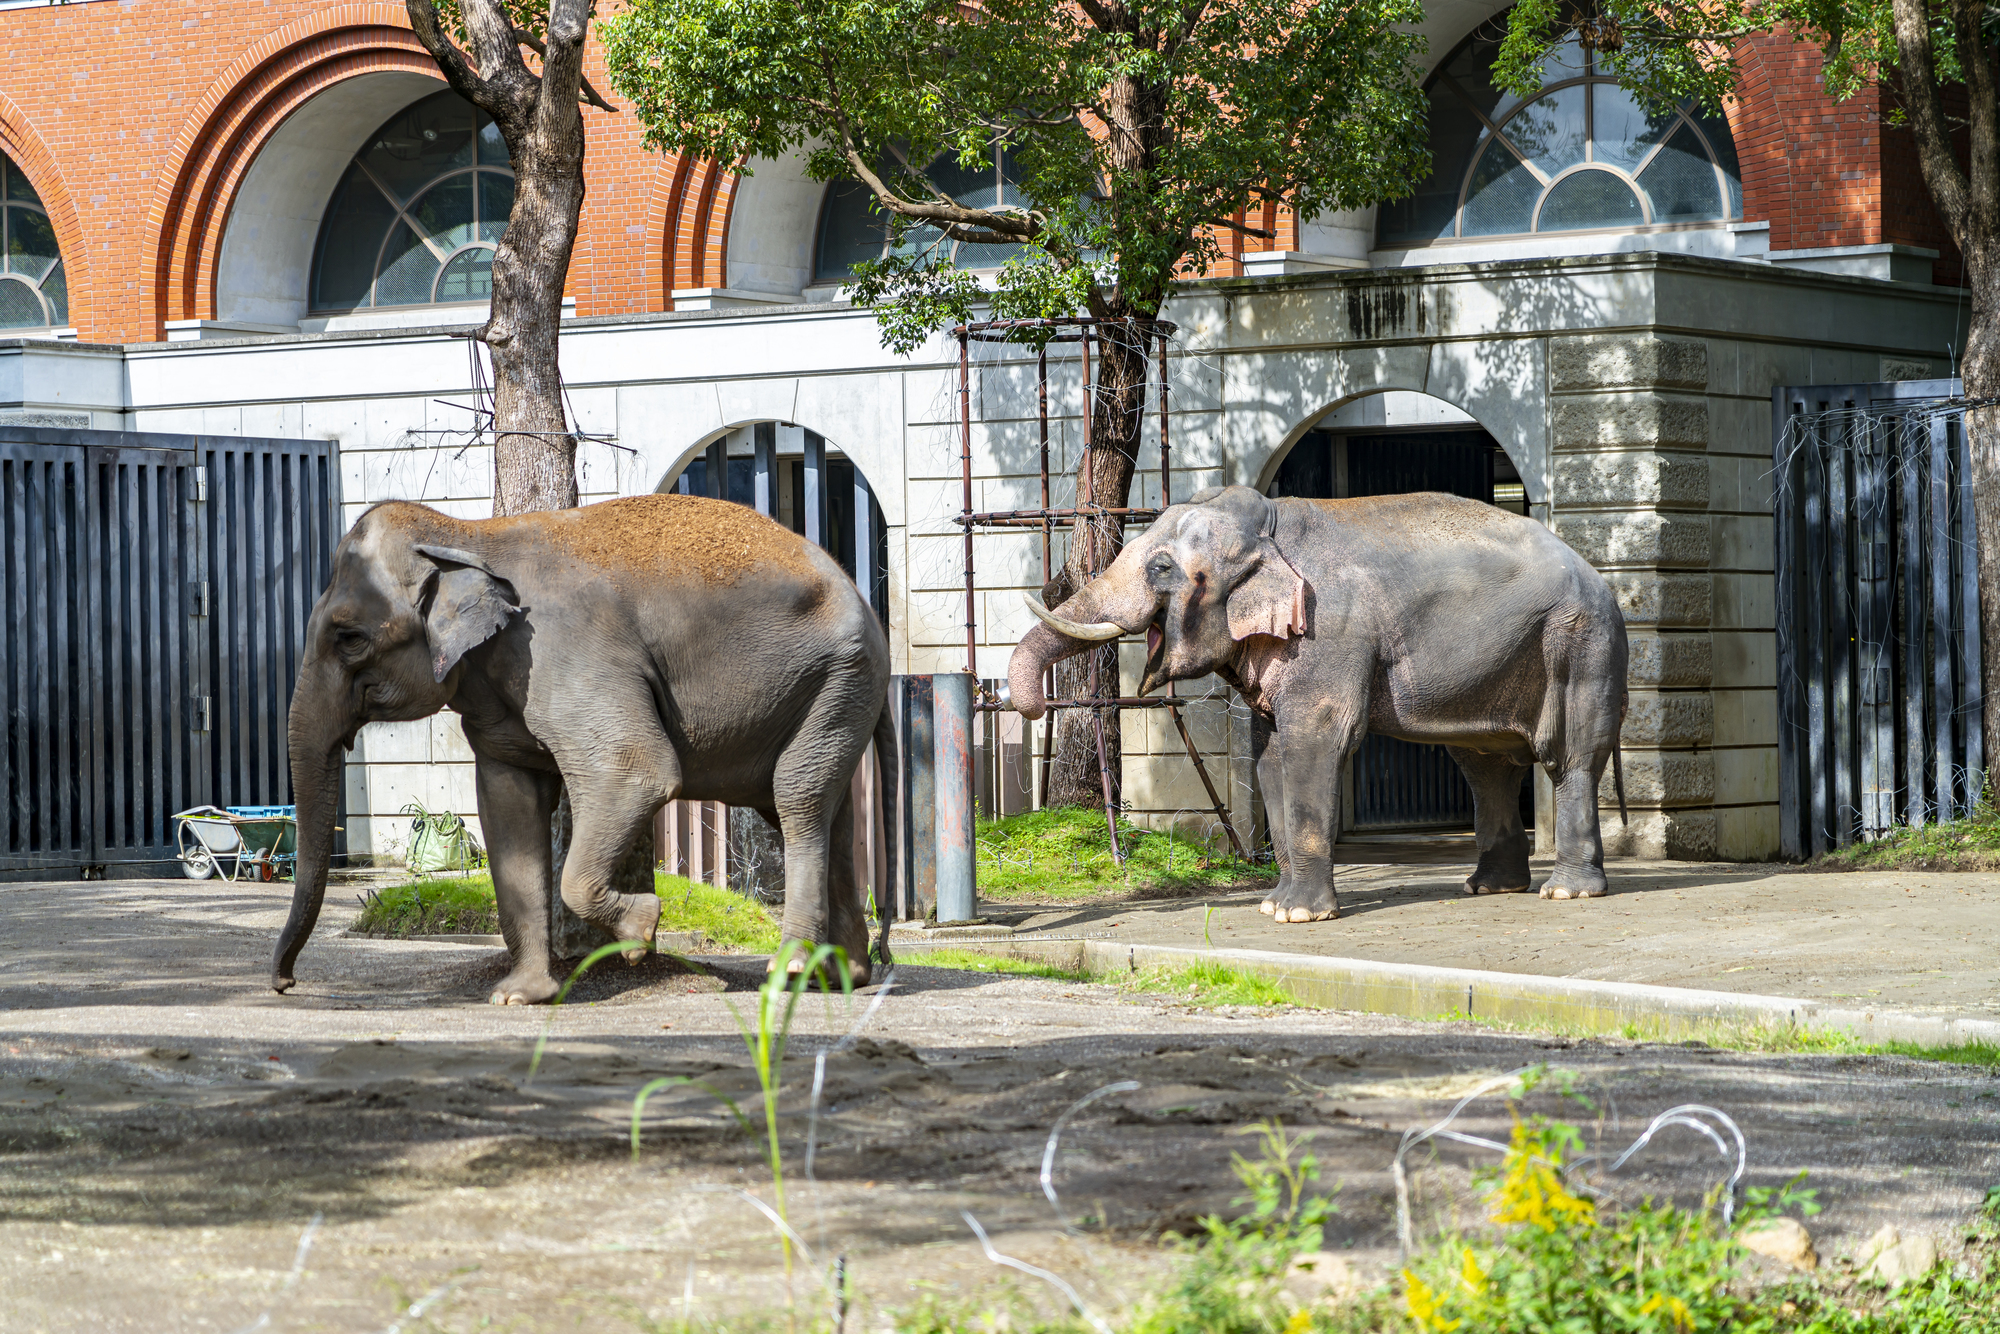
[274,495,894,1004]
[1007,485,1627,920]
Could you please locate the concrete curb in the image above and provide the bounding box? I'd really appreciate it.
[895,937,2000,1049]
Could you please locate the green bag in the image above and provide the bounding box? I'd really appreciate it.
[403,800,486,874]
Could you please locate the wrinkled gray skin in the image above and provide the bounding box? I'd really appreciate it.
[274,496,893,1003]
[1009,486,1627,919]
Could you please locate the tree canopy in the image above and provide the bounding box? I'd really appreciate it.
[602,0,1432,349]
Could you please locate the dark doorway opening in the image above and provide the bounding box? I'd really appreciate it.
[1269,420,1531,834]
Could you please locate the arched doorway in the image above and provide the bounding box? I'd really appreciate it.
[1266,390,1534,836]
[659,421,889,626]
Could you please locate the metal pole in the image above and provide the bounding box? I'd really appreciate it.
[704,439,727,500]
[1158,325,1171,508]
[960,330,977,675]
[1167,702,1246,859]
[1039,345,1051,584]
[803,430,827,547]
[753,421,777,517]
[933,672,977,922]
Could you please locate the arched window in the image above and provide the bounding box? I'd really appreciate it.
[0,155,67,330]
[1376,19,1741,246]
[310,90,514,312]
[814,150,1025,282]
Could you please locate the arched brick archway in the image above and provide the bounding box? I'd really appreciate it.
[649,156,741,309]
[0,91,84,328]
[143,7,438,338]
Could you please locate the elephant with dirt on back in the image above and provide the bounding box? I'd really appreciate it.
[275,495,894,1004]
[1008,486,1627,919]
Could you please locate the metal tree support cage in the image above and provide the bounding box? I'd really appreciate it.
[952,316,1245,865]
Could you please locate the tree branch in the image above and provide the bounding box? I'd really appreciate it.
[403,0,493,104]
[514,26,618,112]
[1207,215,1276,238]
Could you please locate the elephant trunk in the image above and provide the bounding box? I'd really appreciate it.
[1007,622,1092,721]
[272,663,350,993]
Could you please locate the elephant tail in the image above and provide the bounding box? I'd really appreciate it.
[870,696,899,971]
[1613,738,1628,826]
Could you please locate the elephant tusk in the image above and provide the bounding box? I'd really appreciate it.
[1023,594,1125,642]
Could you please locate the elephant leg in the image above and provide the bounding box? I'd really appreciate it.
[823,788,872,985]
[475,757,564,1006]
[1449,747,1532,896]
[550,699,681,960]
[1541,758,1611,899]
[1266,707,1360,924]
[1253,710,1292,917]
[770,682,875,985]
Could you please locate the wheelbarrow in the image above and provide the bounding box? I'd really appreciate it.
[173,805,298,881]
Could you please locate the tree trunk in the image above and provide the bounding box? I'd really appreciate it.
[485,102,584,515]
[1885,0,2000,779]
[1043,321,1152,809]
[404,0,650,956]
[1959,270,2000,783]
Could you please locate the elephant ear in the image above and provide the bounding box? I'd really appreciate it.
[1210,488,1308,642]
[414,544,522,682]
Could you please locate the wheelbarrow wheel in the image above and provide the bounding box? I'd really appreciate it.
[181,846,217,880]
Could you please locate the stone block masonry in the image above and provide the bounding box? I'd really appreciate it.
[1550,334,1715,860]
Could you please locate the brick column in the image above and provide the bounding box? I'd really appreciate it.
[1548,335,1717,859]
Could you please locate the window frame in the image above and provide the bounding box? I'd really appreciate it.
[309,94,516,314]
[1388,38,1740,247]
[0,159,67,332]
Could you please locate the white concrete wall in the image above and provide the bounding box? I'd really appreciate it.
[93,253,1970,862]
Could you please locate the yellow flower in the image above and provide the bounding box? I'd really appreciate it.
[1489,1119,1596,1232]
[1282,1310,1314,1334]
[1403,1270,1463,1333]
[1459,1247,1487,1295]
[1639,1293,1693,1331]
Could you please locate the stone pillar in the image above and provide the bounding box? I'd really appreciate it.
[1548,335,1717,860]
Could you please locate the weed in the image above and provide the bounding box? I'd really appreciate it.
[1808,779,2000,872]
[975,806,1272,902]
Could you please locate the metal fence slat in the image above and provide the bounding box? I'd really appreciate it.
[1900,419,1928,825]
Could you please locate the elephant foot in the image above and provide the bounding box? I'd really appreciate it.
[1539,868,1609,900]
[490,966,561,1006]
[1463,875,1532,896]
[1258,877,1293,916]
[610,893,662,964]
[1265,880,1337,924]
[768,942,870,990]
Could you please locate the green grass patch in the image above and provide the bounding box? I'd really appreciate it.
[349,873,502,935]
[897,947,1090,980]
[976,805,1273,902]
[351,870,781,951]
[908,948,1299,1008]
[1125,960,1297,1008]
[1809,794,2000,871]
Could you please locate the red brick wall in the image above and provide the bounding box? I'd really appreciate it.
[0,2,1966,346]
[1733,32,1965,285]
[0,0,694,341]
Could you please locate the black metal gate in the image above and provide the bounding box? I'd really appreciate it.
[1772,379,1983,858]
[1,427,340,878]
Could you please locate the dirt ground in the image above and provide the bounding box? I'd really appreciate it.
[986,855,2000,1017]
[3,871,1999,1333]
